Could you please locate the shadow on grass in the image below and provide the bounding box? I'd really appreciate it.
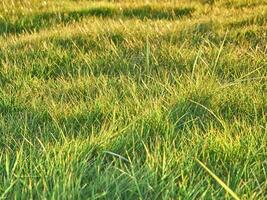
[228,13,267,28]
[123,5,194,20]
[223,1,267,9]
[168,94,215,131]
[0,98,106,149]
[168,87,265,130]
[0,6,195,35]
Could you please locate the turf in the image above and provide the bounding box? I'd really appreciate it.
[0,0,266,199]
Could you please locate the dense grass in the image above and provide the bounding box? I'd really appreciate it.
[0,0,266,199]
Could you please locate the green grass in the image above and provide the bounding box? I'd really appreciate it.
[0,0,266,199]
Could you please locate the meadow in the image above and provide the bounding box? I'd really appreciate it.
[0,0,266,199]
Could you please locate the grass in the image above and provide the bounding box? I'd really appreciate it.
[0,0,266,199]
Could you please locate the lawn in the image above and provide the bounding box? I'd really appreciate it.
[0,0,266,199]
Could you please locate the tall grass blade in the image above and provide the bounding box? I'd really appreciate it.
[103,151,129,162]
[196,158,241,200]
[146,36,150,71]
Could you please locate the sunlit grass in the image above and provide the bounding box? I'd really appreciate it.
[0,0,266,199]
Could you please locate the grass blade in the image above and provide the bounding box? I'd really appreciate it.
[196,158,240,200]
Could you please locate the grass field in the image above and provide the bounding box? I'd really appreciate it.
[0,0,266,199]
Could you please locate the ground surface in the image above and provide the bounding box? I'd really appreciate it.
[0,0,266,199]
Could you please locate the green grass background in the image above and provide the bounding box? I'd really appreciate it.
[0,0,266,199]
